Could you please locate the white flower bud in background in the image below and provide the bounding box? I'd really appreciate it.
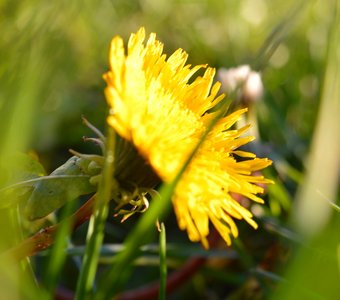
[243,71,263,102]
[217,65,263,104]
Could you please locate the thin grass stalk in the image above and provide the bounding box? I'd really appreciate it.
[75,126,116,300]
[94,182,173,300]
[94,98,231,300]
[293,0,340,236]
[10,206,40,299]
[0,50,44,298]
[43,199,77,298]
[252,0,311,71]
[158,223,167,300]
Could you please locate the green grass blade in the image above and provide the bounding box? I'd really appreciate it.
[253,0,311,71]
[94,99,231,300]
[43,199,77,298]
[93,182,173,300]
[159,223,167,300]
[293,0,340,236]
[75,125,116,300]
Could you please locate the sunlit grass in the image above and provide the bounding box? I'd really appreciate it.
[0,1,339,299]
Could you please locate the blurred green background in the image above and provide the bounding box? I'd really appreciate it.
[0,0,339,299]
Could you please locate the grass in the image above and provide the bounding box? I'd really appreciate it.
[0,1,339,299]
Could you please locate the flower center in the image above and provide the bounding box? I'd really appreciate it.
[114,136,161,190]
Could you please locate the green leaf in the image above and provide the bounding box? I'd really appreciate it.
[0,152,46,208]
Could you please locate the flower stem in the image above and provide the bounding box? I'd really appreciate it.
[158,222,167,300]
[43,199,77,298]
[94,98,231,300]
[75,125,116,300]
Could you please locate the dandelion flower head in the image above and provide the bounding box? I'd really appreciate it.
[104,27,273,248]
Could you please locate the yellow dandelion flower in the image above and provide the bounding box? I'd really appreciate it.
[104,27,273,248]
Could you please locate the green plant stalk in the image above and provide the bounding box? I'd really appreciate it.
[13,206,40,300]
[94,182,173,300]
[94,99,231,300]
[43,199,77,298]
[252,0,311,71]
[158,223,167,300]
[293,0,340,236]
[75,125,116,300]
[0,20,44,299]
